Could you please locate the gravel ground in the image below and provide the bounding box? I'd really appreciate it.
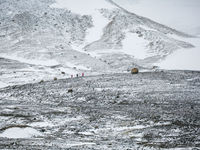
[0,70,200,150]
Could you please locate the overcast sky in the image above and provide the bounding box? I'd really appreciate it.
[113,0,200,35]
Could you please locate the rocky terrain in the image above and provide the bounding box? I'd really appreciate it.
[0,1,200,149]
[0,71,200,149]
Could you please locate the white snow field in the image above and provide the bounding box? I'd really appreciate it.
[121,32,149,59]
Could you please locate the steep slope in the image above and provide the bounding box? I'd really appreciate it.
[0,0,198,87]
[85,0,194,62]
[0,0,112,84]
[112,0,200,35]
[155,36,200,70]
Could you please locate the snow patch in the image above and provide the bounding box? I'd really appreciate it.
[0,127,42,139]
[121,32,148,59]
[0,81,8,88]
[85,11,110,44]
[95,88,103,92]
[2,108,14,112]
[79,131,94,136]
[113,125,146,132]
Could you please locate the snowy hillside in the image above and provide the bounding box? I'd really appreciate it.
[113,0,200,35]
[0,1,200,149]
[0,0,199,87]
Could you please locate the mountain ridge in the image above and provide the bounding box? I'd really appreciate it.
[0,0,198,87]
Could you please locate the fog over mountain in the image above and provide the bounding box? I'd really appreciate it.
[113,0,200,35]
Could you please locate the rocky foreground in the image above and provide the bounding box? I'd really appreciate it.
[0,71,200,150]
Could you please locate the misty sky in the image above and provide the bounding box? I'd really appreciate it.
[113,0,200,35]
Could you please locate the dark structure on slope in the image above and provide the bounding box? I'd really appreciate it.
[131,68,139,74]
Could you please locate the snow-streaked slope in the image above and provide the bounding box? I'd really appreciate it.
[113,0,200,35]
[156,37,200,71]
[51,0,115,44]
[0,0,199,87]
[84,5,194,61]
[85,12,110,44]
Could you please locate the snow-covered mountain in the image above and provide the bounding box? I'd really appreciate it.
[113,0,200,36]
[0,0,199,87]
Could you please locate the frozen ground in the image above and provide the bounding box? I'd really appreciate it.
[0,71,200,149]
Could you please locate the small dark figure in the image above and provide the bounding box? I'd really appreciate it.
[152,66,158,69]
[39,80,44,83]
[41,129,45,132]
[76,74,79,77]
[68,89,73,93]
[61,72,65,74]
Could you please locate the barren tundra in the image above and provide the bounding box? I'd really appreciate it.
[0,71,200,149]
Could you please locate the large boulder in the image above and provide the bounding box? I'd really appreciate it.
[131,68,139,74]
